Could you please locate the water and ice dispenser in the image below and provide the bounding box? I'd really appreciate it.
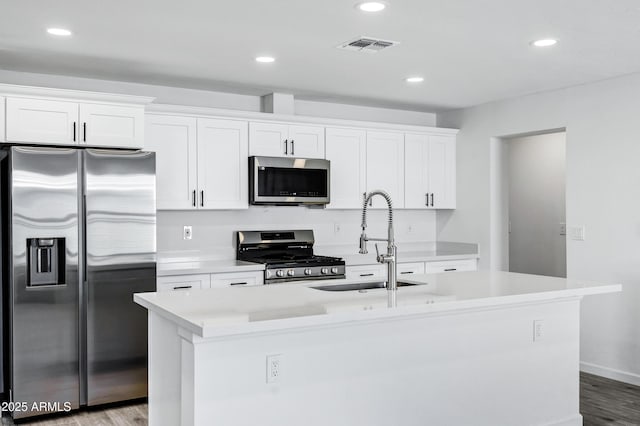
[27,238,66,287]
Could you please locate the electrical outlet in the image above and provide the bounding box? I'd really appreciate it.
[533,320,544,342]
[183,226,193,240]
[334,223,341,234]
[266,354,282,384]
[407,224,413,233]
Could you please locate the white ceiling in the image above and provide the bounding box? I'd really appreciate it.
[2,0,640,111]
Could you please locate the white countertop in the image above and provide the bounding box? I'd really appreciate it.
[135,271,621,339]
[157,259,264,277]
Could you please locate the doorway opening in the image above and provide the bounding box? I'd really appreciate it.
[491,130,567,277]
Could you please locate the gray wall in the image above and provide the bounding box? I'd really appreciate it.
[437,71,640,385]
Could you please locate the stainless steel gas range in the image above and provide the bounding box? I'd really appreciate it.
[236,230,345,284]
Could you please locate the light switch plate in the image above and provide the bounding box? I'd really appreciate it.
[183,225,193,240]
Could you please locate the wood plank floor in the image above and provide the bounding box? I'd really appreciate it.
[1,373,638,425]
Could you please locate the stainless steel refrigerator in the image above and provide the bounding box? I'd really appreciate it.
[0,146,156,419]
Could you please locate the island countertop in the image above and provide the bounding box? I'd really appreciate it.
[134,271,621,339]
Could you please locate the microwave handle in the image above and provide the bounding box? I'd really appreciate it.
[284,139,288,155]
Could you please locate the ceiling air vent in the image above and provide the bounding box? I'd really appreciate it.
[337,36,399,53]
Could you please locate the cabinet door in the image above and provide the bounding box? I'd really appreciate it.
[249,122,289,157]
[156,274,211,292]
[144,115,198,210]
[428,135,456,209]
[404,133,430,209]
[397,262,426,276]
[366,131,405,209]
[288,125,325,158]
[80,103,144,148]
[425,259,477,273]
[325,128,366,209]
[0,96,5,142]
[210,271,264,288]
[197,118,248,209]
[345,264,386,280]
[6,97,78,145]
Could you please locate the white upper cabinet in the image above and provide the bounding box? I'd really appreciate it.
[325,127,367,209]
[197,118,248,210]
[404,133,456,209]
[79,103,144,148]
[145,115,198,210]
[249,121,324,158]
[5,97,146,148]
[0,97,5,142]
[6,97,79,145]
[366,131,405,209]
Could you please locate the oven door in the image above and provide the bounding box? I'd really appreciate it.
[250,156,330,205]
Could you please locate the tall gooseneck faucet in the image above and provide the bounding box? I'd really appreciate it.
[359,190,397,291]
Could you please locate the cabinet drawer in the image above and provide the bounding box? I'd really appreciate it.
[345,264,386,280]
[425,259,477,273]
[211,271,264,288]
[397,262,426,276]
[156,274,211,292]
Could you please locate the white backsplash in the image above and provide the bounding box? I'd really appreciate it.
[157,206,436,261]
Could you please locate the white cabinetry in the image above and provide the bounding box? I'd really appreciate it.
[145,114,248,210]
[5,97,145,148]
[0,96,5,142]
[325,127,366,209]
[249,122,324,158]
[425,259,477,273]
[156,274,211,292]
[157,271,263,292]
[345,264,386,280]
[405,133,456,209]
[210,271,263,288]
[145,115,198,210]
[366,131,405,209]
[197,118,248,209]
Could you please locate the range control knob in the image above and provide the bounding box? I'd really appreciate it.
[331,267,339,274]
[276,270,285,278]
[287,270,295,276]
[304,268,312,275]
[321,267,329,274]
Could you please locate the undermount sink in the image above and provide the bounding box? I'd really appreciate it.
[311,281,419,292]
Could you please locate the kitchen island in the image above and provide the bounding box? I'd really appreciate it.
[134,271,620,426]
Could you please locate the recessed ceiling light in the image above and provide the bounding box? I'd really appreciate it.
[531,39,558,47]
[357,2,387,12]
[255,56,275,63]
[47,28,72,37]
[405,76,424,83]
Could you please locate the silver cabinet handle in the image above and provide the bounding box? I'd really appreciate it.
[83,122,87,142]
[425,193,429,206]
[400,271,414,274]
[200,190,204,207]
[291,139,295,156]
[444,268,457,272]
[360,273,374,277]
[192,190,196,207]
[173,285,192,290]
[430,193,434,207]
[73,122,77,142]
[284,139,288,155]
[229,282,248,286]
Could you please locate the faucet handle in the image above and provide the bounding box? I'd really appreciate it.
[375,243,382,262]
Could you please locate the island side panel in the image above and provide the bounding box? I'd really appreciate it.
[148,312,183,426]
[184,298,581,426]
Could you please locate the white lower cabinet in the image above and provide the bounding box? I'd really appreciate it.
[345,264,386,280]
[425,259,477,273]
[156,274,211,292]
[210,271,264,288]
[397,262,426,276]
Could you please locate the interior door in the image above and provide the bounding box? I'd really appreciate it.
[8,147,80,419]
[84,149,156,405]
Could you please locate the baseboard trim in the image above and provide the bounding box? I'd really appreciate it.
[581,361,640,386]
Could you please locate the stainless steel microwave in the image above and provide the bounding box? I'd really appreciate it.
[249,156,330,205]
